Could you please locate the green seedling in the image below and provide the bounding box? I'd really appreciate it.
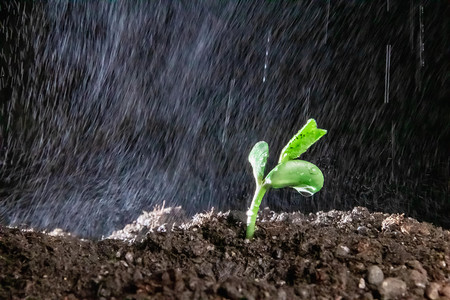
[246,119,327,239]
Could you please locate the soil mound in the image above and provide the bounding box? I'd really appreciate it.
[1,207,449,299]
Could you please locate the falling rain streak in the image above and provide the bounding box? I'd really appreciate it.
[390,122,395,183]
[262,28,271,83]
[419,5,424,67]
[221,79,235,147]
[409,2,414,51]
[384,44,391,104]
[324,0,330,44]
[305,87,311,118]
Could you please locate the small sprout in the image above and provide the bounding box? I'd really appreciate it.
[246,119,327,239]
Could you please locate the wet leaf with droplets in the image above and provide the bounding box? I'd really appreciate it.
[248,141,269,185]
[278,119,327,163]
[265,160,324,196]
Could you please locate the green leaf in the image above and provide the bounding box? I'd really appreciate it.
[278,119,327,163]
[265,160,324,197]
[248,141,269,185]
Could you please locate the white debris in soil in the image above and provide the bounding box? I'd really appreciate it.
[6,224,75,238]
[358,278,366,289]
[104,205,448,245]
[107,203,186,242]
[47,228,73,237]
[179,208,220,230]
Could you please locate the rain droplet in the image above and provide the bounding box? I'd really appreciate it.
[293,186,314,197]
[309,167,318,175]
[299,190,314,197]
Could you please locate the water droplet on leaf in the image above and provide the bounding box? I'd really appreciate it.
[293,186,315,197]
[300,191,313,197]
[309,167,318,175]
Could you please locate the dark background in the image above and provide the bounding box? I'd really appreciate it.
[0,0,448,237]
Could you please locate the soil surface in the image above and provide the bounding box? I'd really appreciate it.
[1,206,449,300]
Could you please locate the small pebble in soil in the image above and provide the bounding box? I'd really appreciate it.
[425,282,441,300]
[272,248,283,259]
[441,284,450,298]
[411,287,425,297]
[358,278,366,289]
[409,269,427,288]
[357,226,369,235]
[336,244,350,257]
[379,277,407,299]
[125,252,134,264]
[407,260,427,275]
[367,265,384,285]
[277,289,287,300]
[133,269,143,281]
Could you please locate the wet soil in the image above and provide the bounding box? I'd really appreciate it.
[1,206,449,300]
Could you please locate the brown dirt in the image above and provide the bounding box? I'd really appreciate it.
[0,206,449,300]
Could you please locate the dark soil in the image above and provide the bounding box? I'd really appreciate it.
[1,206,449,300]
